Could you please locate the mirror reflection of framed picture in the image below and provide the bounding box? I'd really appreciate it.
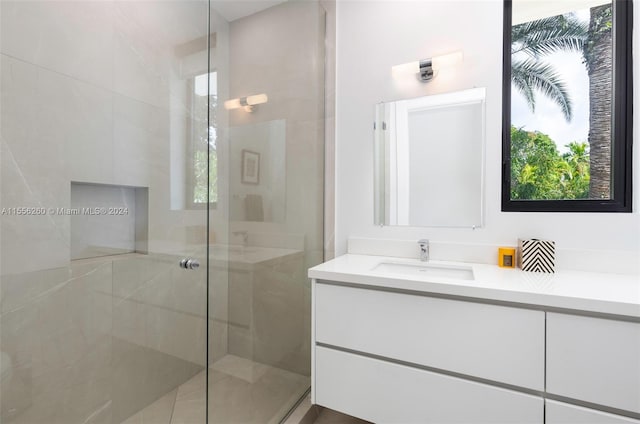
[241,149,260,185]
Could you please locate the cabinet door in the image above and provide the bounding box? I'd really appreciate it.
[315,283,545,390]
[547,313,640,413]
[546,400,640,424]
[315,346,543,424]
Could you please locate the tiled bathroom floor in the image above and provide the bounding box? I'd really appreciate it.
[121,355,310,424]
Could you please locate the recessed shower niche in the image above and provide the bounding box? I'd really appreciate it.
[70,182,149,260]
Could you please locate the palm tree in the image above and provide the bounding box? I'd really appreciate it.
[583,4,612,199]
[511,15,588,122]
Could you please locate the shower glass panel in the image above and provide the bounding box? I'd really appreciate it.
[207,1,326,423]
[1,1,326,423]
[1,1,212,423]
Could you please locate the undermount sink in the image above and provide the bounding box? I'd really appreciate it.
[373,261,474,280]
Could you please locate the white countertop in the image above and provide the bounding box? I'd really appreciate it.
[308,254,640,318]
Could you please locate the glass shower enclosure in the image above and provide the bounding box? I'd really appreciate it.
[0,1,326,423]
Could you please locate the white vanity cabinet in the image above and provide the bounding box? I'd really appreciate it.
[309,253,640,424]
[545,400,640,424]
[316,346,543,424]
[315,283,545,390]
[312,281,546,423]
[311,272,640,424]
[546,313,640,414]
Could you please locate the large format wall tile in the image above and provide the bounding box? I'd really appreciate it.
[226,253,307,375]
[113,0,208,109]
[252,254,307,375]
[145,303,207,366]
[1,255,208,423]
[113,94,170,188]
[111,253,208,367]
[66,80,114,184]
[0,262,113,423]
[1,56,71,274]
[0,1,114,90]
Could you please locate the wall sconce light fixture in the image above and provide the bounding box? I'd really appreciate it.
[224,93,268,112]
[392,50,463,82]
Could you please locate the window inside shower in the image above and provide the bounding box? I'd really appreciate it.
[191,71,218,208]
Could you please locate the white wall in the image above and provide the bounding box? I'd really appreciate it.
[335,0,640,261]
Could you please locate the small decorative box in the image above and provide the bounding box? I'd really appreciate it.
[498,247,516,268]
[518,239,555,273]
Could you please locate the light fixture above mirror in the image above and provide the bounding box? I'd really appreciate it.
[224,93,268,112]
[392,50,463,82]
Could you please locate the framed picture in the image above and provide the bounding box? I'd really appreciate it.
[241,149,260,185]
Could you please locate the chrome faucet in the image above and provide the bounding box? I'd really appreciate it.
[418,239,429,262]
[232,230,249,246]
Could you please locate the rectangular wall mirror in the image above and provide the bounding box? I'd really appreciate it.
[374,87,486,228]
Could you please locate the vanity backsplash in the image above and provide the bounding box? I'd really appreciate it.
[347,237,639,276]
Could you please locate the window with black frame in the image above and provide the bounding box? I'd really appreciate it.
[502,0,632,212]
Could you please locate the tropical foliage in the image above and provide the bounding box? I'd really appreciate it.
[510,6,614,201]
[192,80,218,205]
[193,146,218,204]
[510,126,589,200]
[511,14,588,121]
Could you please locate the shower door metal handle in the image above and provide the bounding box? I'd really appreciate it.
[179,258,200,270]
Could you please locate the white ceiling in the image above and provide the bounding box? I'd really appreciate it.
[211,0,289,22]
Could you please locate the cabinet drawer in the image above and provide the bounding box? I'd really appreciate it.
[315,346,543,424]
[547,313,640,413]
[546,400,640,424]
[315,282,545,389]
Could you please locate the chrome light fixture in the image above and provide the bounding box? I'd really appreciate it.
[392,51,463,82]
[224,93,268,112]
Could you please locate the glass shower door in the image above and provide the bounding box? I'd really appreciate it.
[206,1,327,423]
[0,1,214,423]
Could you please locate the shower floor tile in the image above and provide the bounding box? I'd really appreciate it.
[211,354,270,384]
[121,389,177,424]
[120,354,309,424]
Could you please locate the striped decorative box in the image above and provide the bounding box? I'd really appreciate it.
[517,239,555,273]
